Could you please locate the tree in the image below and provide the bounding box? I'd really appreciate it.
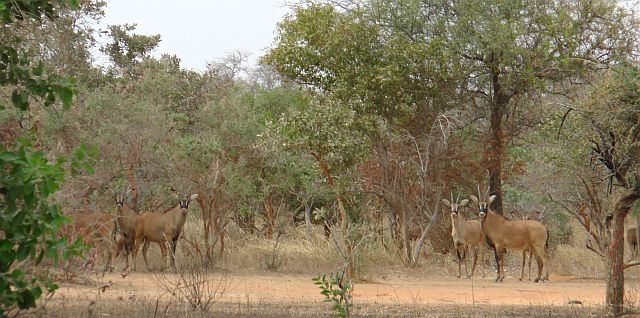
[551,65,640,317]
[388,0,638,213]
[580,65,640,316]
[0,0,89,314]
[101,23,161,78]
[266,0,638,215]
[263,3,460,262]
[267,98,369,276]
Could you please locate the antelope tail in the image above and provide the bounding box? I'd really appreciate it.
[545,228,550,251]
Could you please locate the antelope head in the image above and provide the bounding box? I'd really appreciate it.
[469,185,496,219]
[115,185,132,208]
[178,193,199,214]
[441,191,469,217]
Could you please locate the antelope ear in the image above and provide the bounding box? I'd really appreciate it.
[441,199,451,207]
[459,199,469,207]
[189,193,199,201]
[469,195,479,203]
[488,195,497,204]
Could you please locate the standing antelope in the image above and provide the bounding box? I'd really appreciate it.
[114,186,143,270]
[132,193,199,271]
[63,210,116,273]
[442,193,486,279]
[509,209,544,281]
[470,186,549,282]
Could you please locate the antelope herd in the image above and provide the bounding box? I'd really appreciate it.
[445,183,550,283]
[63,180,639,284]
[63,187,198,273]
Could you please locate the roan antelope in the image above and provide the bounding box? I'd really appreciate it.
[114,186,143,270]
[132,193,199,271]
[62,210,116,273]
[509,209,544,281]
[470,186,549,282]
[442,192,486,279]
[628,227,638,259]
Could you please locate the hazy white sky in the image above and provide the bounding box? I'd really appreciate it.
[99,0,291,71]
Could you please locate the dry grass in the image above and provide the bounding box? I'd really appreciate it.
[22,293,605,318]
[29,212,640,317]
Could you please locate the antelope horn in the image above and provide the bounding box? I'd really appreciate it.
[450,190,453,204]
[477,185,482,199]
[455,191,460,204]
[485,183,491,199]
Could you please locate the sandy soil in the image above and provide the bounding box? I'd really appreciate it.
[54,271,606,308]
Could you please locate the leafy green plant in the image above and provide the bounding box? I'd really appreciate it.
[0,138,86,315]
[312,271,352,318]
[0,0,93,315]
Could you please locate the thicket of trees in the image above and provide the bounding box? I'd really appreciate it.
[1,0,640,316]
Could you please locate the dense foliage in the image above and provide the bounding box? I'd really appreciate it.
[1,0,640,316]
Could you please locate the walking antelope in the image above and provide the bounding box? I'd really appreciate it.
[470,186,549,282]
[132,193,199,271]
[442,192,486,279]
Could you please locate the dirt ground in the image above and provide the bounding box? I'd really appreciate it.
[43,270,616,317]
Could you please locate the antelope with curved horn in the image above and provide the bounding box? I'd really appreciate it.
[442,191,486,279]
[470,185,549,282]
[132,193,199,271]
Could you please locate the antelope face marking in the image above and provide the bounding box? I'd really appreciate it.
[478,202,488,218]
[178,193,199,214]
[470,192,496,219]
[179,200,190,214]
[450,204,463,217]
[115,196,125,208]
[442,197,469,218]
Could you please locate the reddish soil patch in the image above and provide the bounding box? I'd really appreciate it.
[55,271,605,308]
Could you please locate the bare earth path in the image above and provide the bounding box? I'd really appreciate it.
[55,271,605,308]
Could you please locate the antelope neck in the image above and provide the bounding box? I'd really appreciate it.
[451,213,465,229]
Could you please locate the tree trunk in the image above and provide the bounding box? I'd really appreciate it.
[606,211,625,317]
[410,187,443,266]
[264,189,274,239]
[488,68,509,215]
[606,184,640,316]
[304,202,313,241]
[311,152,354,277]
[400,205,411,263]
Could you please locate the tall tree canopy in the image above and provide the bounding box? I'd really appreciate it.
[265,0,638,214]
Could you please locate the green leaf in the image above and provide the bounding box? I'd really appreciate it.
[57,87,73,108]
[11,89,29,110]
